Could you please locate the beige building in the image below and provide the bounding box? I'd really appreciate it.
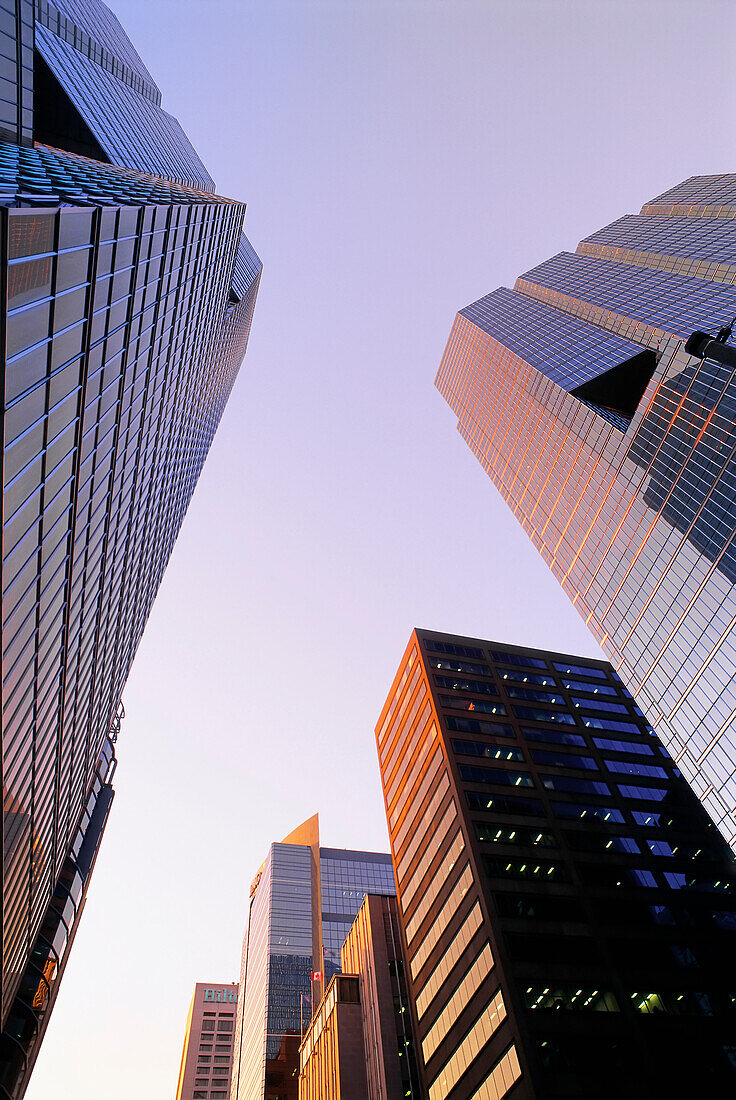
[175,982,238,1100]
[299,894,420,1099]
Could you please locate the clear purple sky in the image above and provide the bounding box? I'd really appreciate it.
[26,1,735,1097]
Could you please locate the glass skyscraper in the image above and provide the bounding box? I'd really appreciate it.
[230,815,395,1100]
[436,175,736,847]
[0,2,261,1093]
[377,629,736,1098]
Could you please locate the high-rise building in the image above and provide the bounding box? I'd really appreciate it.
[299,893,421,1100]
[0,1,261,1092]
[175,983,238,1100]
[435,176,736,846]
[230,816,395,1100]
[376,629,736,1098]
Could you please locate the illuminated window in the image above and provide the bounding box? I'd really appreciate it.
[524,985,618,1012]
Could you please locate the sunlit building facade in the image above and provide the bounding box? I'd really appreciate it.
[175,983,238,1100]
[377,630,736,1098]
[436,176,736,846]
[230,816,395,1100]
[299,893,421,1100]
[0,1,261,1094]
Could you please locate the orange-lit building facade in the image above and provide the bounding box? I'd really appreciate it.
[299,893,421,1100]
[436,176,736,847]
[175,983,238,1100]
[376,629,736,1098]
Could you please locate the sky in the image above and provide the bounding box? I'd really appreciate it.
[25,1,736,1097]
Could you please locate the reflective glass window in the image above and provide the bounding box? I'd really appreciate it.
[459,764,533,788]
[466,792,544,816]
[553,662,607,679]
[552,802,625,823]
[541,775,611,795]
[531,749,597,770]
[452,739,524,762]
[446,716,514,737]
[522,726,585,747]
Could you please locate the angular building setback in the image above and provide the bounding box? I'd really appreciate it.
[376,630,736,1098]
[435,176,736,846]
[175,983,238,1100]
[0,1,261,1093]
[230,816,395,1100]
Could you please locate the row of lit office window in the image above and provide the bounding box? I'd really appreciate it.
[458,763,676,801]
[453,737,668,773]
[434,675,633,714]
[525,985,729,1016]
[483,855,735,893]
[441,696,647,736]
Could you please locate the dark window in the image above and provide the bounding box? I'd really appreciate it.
[513,707,576,725]
[572,697,629,714]
[494,893,584,922]
[553,662,608,679]
[339,977,360,1003]
[552,801,625,823]
[580,717,645,734]
[618,784,669,801]
[491,650,547,668]
[561,678,617,695]
[522,726,586,747]
[498,669,557,687]
[446,716,514,737]
[466,791,544,816]
[605,759,668,779]
[531,748,598,770]
[440,695,507,716]
[475,823,556,847]
[564,830,639,854]
[526,986,618,1012]
[459,764,533,788]
[665,872,736,894]
[507,933,597,963]
[426,640,484,658]
[452,739,524,762]
[593,737,654,756]
[578,864,659,889]
[429,657,491,677]
[712,911,736,930]
[485,856,567,882]
[435,675,498,696]
[506,686,566,704]
[541,775,611,795]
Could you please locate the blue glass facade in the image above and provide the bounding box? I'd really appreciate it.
[34,0,213,188]
[231,820,394,1100]
[1,3,261,1092]
[436,175,736,848]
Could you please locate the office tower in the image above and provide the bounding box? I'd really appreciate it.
[175,983,238,1100]
[299,893,421,1100]
[376,629,736,1099]
[0,1,261,1093]
[435,176,736,846]
[230,816,395,1100]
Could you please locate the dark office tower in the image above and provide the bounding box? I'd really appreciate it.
[435,176,736,846]
[230,816,395,1100]
[0,1,261,1093]
[376,630,736,1099]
